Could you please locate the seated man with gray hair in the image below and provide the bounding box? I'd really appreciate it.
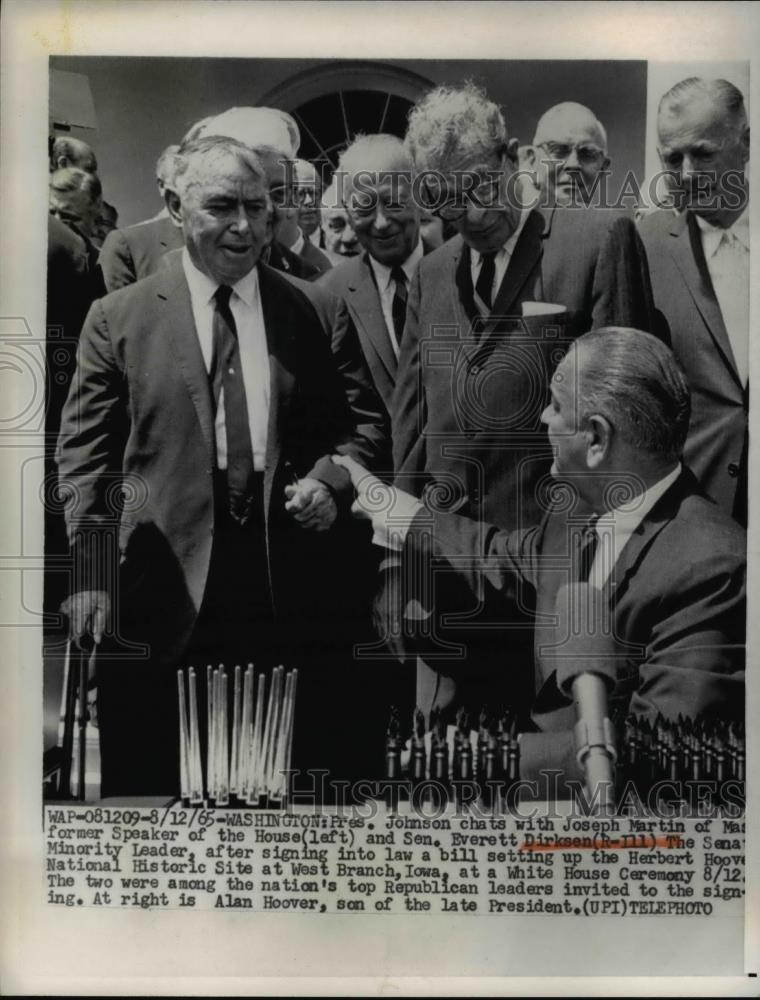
[340,328,745,785]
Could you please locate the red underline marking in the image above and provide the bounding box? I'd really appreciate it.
[520,836,682,851]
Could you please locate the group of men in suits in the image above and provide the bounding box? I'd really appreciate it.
[51,74,747,797]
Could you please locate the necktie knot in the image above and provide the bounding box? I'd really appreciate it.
[215,284,233,310]
[391,265,407,287]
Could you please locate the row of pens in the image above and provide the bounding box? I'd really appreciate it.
[177,663,297,807]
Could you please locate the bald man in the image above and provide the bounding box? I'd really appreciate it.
[522,101,610,207]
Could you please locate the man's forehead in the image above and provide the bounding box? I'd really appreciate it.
[185,156,265,194]
[658,95,729,144]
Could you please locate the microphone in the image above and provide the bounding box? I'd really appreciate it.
[553,582,619,814]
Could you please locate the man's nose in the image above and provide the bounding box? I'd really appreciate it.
[231,204,251,232]
[564,147,581,169]
[540,404,552,426]
[373,206,391,230]
[341,224,357,244]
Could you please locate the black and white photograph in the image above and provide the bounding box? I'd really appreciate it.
[1,1,758,994]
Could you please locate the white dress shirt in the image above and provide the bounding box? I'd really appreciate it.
[695,210,749,386]
[367,239,425,356]
[470,209,530,315]
[588,464,682,588]
[182,249,270,471]
[306,228,322,248]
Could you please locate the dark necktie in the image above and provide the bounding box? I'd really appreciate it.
[573,515,600,583]
[390,265,408,351]
[210,285,255,524]
[475,251,497,311]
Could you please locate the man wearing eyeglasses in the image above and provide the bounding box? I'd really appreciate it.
[319,134,430,414]
[521,101,610,208]
[638,78,749,527]
[391,82,655,722]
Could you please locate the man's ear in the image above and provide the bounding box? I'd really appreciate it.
[505,137,521,167]
[518,144,537,171]
[585,414,612,469]
[165,187,183,229]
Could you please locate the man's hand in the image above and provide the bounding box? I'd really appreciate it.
[61,590,111,649]
[332,454,422,548]
[284,477,338,531]
[331,454,387,519]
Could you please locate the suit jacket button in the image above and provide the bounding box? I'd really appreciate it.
[728,462,739,478]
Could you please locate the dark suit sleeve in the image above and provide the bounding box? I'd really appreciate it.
[630,551,745,722]
[391,266,429,490]
[591,215,657,335]
[99,228,137,293]
[327,296,391,475]
[404,507,541,616]
[56,298,128,591]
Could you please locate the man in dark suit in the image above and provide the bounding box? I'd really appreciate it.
[391,82,656,717]
[638,77,749,525]
[339,328,745,784]
[319,134,427,414]
[57,137,381,797]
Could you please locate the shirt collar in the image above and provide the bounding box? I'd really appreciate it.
[596,463,682,534]
[695,207,749,255]
[367,238,425,291]
[182,247,260,308]
[290,228,306,257]
[471,208,530,268]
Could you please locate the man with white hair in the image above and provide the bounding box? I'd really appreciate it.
[319,134,428,413]
[100,107,307,291]
[58,136,382,796]
[521,101,610,207]
[391,82,656,720]
[639,77,749,525]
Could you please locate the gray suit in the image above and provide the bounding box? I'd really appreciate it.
[638,209,747,524]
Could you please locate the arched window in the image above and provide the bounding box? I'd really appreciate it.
[260,61,433,180]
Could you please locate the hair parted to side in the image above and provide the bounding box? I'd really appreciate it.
[572,327,691,460]
[170,136,269,196]
[658,77,747,129]
[404,81,508,172]
[49,167,103,203]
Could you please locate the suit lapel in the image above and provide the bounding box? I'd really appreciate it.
[157,255,216,461]
[668,212,741,388]
[489,208,546,318]
[601,469,693,604]
[348,256,398,379]
[258,263,296,477]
